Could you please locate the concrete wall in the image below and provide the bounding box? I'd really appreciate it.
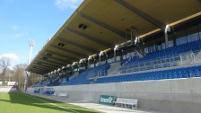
[28,78,201,113]
[0,86,17,92]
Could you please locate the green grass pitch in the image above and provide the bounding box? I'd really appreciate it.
[0,92,102,113]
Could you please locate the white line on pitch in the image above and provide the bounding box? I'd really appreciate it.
[21,93,79,113]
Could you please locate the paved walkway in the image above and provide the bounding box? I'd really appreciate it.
[29,93,170,113]
[69,102,170,113]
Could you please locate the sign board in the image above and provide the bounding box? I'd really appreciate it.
[99,95,116,105]
[7,81,18,86]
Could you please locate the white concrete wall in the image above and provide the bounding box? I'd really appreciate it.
[27,78,201,113]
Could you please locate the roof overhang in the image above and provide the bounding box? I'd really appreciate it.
[26,0,201,75]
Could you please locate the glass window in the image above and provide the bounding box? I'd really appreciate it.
[168,40,174,47]
[90,64,94,68]
[131,51,135,57]
[126,53,131,59]
[149,46,153,52]
[186,25,199,42]
[175,29,187,45]
[199,24,201,40]
[107,58,113,63]
[123,54,127,59]
[199,32,201,40]
[152,45,156,51]
[156,45,161,50]
[187,33,199,42]
[161,43,165,49]
[95,62,99,66]
[144,47,148,53]
[187,35,192,43]
[176,37,187,45]
[116,56,120,61]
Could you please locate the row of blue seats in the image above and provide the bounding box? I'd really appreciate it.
[121,56,179,70]
[45,90,55,95]
[31,35,201,87]
[49,74,69,86]
[121,39,201,73]
[33,88,55,95]
[94,65,201,84]
[32,64,110,87]
[34,89,40,93]
[59,64,110,86]
[121,62,177,74]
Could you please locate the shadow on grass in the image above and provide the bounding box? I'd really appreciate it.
[2,92,102,113]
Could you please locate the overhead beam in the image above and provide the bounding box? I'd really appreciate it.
[32,68,49,72]
[32,67,55,74]
[38,57,66,66]
[29,70,46,75]
[46,50,78,61]
[66,28,113,48]
[116,0,166,30]
[32,65,54,71]
[32,67,53,73]
[29,70,45,74]
[76,11,125,38]
[31,68,48,73]
[57,37,98,53]
[36,60,62,67]
[37,64,59,72]
[28,69,37,73]
[41,53,71,64]
[50,44,87,58]
[33,63,57,70]
[33,70,47,75]
[36,70,51,75]
[31,64,54,70]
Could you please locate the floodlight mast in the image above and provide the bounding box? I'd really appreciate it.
[24,40,35,92]
[28,40,35,64]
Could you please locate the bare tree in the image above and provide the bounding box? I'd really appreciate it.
[12,64,27,90]
[0,57,10,84]
[5,68,14,81]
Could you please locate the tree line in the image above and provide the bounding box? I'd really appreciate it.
[0,57,27,90]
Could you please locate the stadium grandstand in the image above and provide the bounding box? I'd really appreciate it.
[24,0,201,113]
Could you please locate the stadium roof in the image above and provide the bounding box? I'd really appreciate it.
[26,0,201,75]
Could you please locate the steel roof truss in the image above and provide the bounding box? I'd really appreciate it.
[46,50,78,61]
[116,0,166,30]
[38,57,66,66]
[42,53,70,64]
[66,28,113,48]
[57,37,98,53]
[77,11,125,38]
[50,44,87,58]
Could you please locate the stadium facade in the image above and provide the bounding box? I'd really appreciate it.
[26,0,201,113]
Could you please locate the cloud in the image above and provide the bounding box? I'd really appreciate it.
[12,25,20,30]
[0,53,20,61]
[14,32,28,38]
[55,0,83,9]
[0,24,28,39]
[0,32,28,39]
[11,25,29,38]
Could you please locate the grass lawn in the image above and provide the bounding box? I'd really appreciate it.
[0,92,103,113]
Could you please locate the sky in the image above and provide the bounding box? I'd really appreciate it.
[0,0,83,68]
